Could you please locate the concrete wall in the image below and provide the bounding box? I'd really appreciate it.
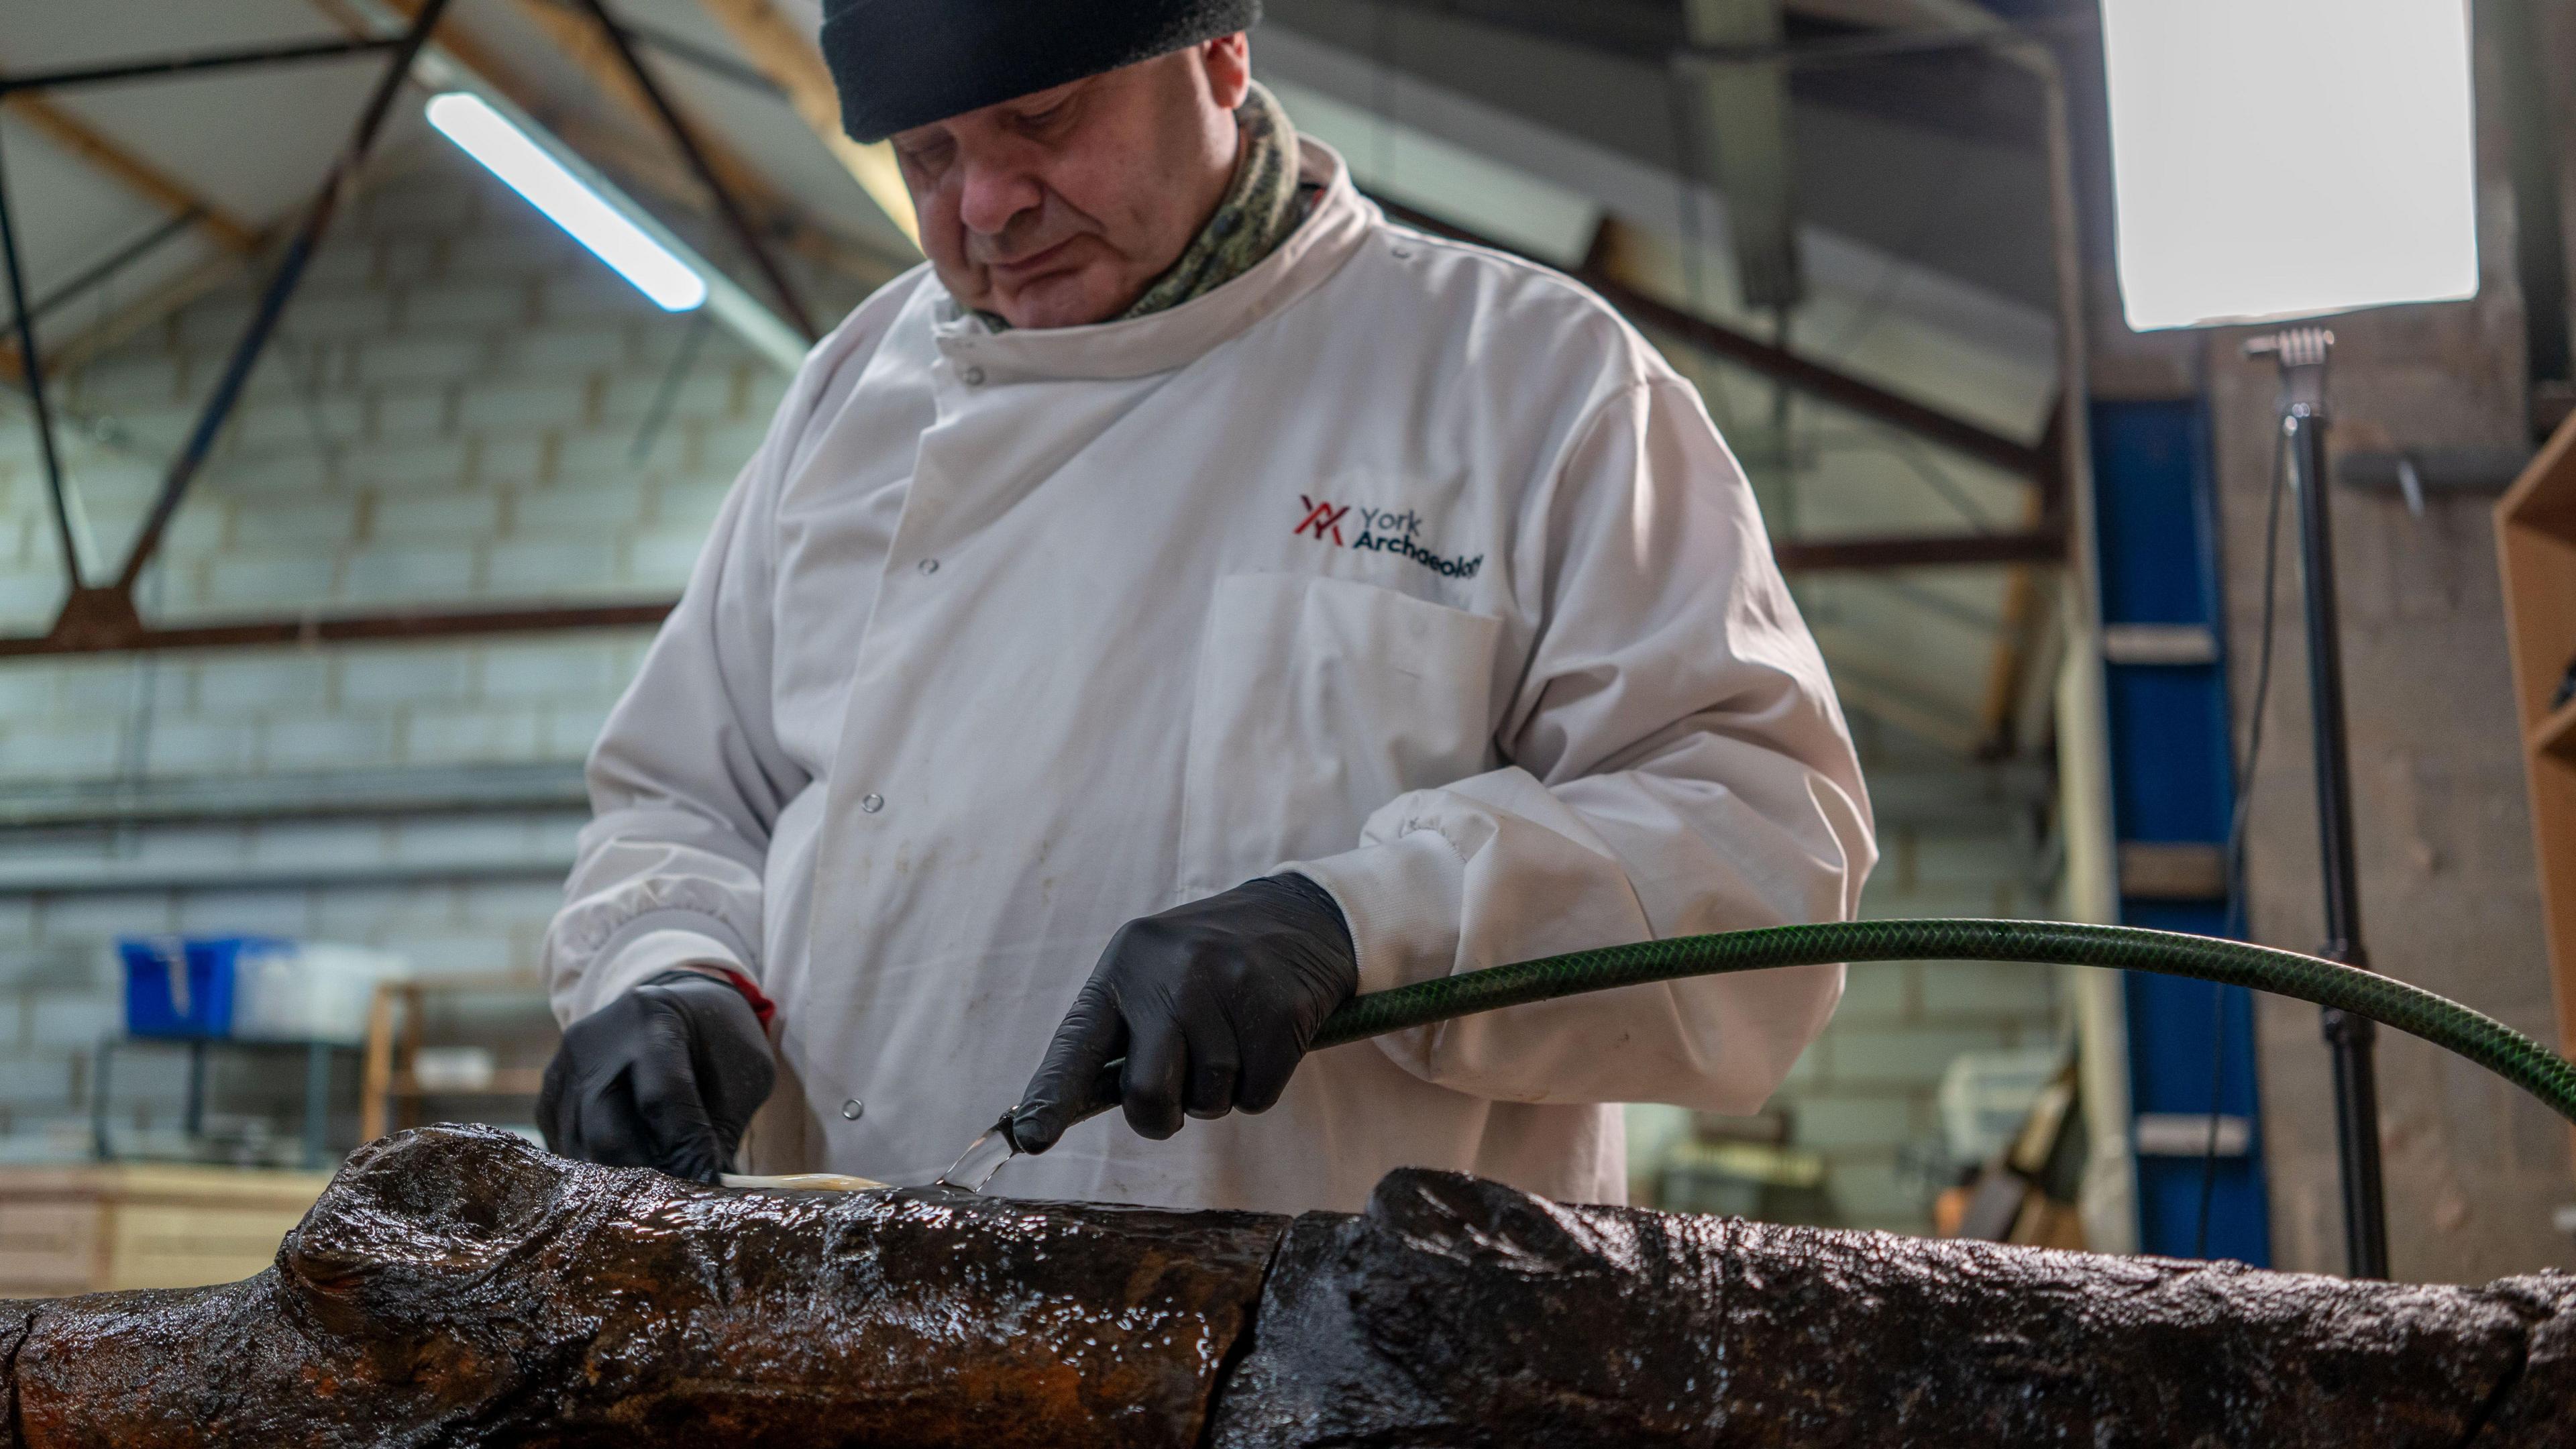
[1633,721,2065,1235]
[2213,316,2573,1279]
[2209,10,2576,1280]
[2065,0,2576,1281]
[0,139,817,1163]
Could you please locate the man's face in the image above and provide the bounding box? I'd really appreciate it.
[892,37,1252,330]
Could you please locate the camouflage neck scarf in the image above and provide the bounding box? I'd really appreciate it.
[975,81,1306,332]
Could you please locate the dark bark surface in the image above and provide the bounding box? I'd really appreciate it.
[1210,1168,2576,1448]
[0,1124,1283,1448]
[1,1127,2570,1446]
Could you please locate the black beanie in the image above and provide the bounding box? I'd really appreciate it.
[821,0,1263,144]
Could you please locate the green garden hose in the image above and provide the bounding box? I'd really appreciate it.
[1000,917,2576,1173]
[1308,918,2576,1128]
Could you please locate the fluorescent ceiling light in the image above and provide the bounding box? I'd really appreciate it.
[2098,0,2479,331]
[425,91,708,313]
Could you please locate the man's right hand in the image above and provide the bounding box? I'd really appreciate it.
[538,969,776,1184]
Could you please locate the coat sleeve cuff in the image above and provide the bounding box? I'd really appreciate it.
[567,922,751,1021]
[1281,830,1468,998]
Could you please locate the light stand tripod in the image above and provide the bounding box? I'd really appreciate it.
[2247,327,2390,1278]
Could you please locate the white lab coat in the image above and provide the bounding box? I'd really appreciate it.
[544,138,1875,1215]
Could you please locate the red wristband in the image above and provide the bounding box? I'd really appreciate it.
[708,967,776,1030]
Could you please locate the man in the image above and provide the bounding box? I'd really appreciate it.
[536,0,1874,1215]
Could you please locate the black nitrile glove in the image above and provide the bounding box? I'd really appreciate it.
[1012,873,1358,1152]
[538,969,775,1184]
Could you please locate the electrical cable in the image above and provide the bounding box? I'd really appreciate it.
[2193,409,2292,1258]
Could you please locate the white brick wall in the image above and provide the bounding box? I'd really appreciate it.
[23,147,814,635]
[2210,195,2576,1273]
[1635,729,2061,1234]
[0,138,865,1163]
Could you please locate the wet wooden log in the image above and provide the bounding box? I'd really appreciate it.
[2,1127,2570,1446]
[0,1124,1283,1448]
[1211,1167,2576,1448]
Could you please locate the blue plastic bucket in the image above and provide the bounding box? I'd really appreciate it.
[117,936,288,1040]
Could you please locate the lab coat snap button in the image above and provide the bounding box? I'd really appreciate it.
[917,557,939,575]
[860,793,884,813]
[961,365,987,386]
[841,1099,865,1121]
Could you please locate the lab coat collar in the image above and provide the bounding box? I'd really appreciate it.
[927,138,1374,383]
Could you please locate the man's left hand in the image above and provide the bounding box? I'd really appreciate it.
[1012,874,1357,1152]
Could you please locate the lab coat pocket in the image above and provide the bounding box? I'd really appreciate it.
[1180,573,1504,898]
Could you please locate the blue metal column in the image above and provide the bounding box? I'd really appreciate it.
[2090,398,2272,1264]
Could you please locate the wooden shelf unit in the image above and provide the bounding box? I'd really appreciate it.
[2495,413,2576,1075]
[0,1163,332,1297]
[358,975,551,1142]
[388,1067,548,1097]
[2540,696,2576,766]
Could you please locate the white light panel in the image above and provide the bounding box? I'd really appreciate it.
[425,91,709,313]
[2098,0,2479,331]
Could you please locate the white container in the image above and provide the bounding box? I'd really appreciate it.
[411,1046,496,1092]
[230,943,413,1046]
[1936,1045,2068,1168]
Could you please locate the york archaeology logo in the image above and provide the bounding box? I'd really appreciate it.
[1295,495,1483,580]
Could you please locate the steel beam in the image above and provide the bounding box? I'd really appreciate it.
[107,0,455,602]
[0,519,2073,663]
[527,0,785,97]
[323,0,815,368]
[0,762,588,830]
[486,0,855,283]
[1774,527,2060,571]
[0,855,576,897]
[0,99,2057,663]
[0,210,200,342]
[1345,0,2088,71]
[1374,196,2051,484]
[1607,272,2050,484]
[688,0,920,247]
[0,600,676,658]
[1678,0,1805,313]
[574,0,817,340]
[0,37,401,94]
[0,125,82,586]
[0,513,2071,662]
[256,22,873,286]
[0,94,260,257]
